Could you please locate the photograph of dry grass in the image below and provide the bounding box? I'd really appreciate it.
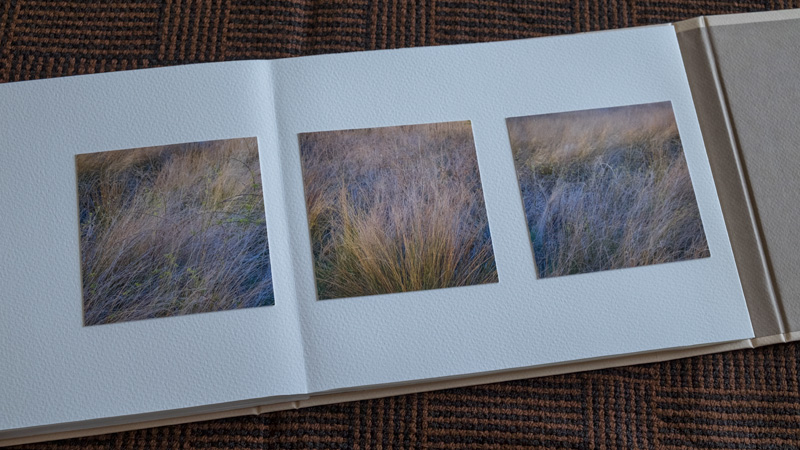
[507,102,709,278]
[76,137,273,326]
[299,121,498,300]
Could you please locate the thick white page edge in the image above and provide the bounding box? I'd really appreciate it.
[0,61,308,431]
[269,24,755,393]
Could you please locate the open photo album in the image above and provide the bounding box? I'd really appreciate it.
[1,8,799,446]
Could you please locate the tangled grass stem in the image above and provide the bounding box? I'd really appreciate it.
[300,121,498,300]
[77,138,273,326]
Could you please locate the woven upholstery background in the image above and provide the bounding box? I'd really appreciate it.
[4,0,800,448]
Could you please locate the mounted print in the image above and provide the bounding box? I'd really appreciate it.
[76,137,273,325]
[299,121,498,300]
[507,102,710,278]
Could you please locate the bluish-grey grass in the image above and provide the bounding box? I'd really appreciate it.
[507,102,709,278]
[77,138,272,326]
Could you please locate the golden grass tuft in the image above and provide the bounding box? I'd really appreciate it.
[77,137,272,326]
[507,102,710,278]
[299,121,498,300]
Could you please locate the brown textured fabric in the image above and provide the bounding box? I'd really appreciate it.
[3,0,800,448]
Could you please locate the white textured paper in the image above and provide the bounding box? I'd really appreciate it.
[269,24,755,393]
[0,24,755,434]
[0,61,307,432]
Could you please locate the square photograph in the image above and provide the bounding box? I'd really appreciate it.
[299,121,498,300]
[506,102,710,278]
[76,137,273,326]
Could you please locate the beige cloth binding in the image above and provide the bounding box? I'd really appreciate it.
[677,9,800,336]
